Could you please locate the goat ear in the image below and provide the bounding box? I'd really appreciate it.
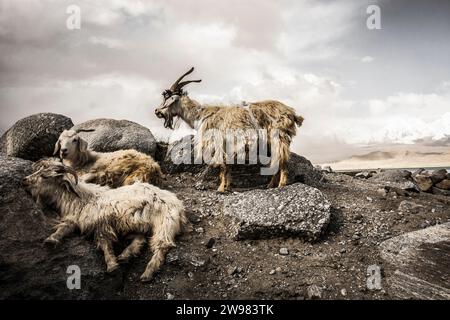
[53,140,61,156]
[63,177,81,198]
[77,138,88,153]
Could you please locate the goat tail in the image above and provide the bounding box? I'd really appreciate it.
[294,115,304,127]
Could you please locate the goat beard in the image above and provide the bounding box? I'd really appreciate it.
[163,114,174,129]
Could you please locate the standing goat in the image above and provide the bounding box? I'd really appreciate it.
[22,162,186,282]
[155,67,304,192]
[54,129,163,188]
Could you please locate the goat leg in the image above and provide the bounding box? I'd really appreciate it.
[117,234,146,263]
[44,221,76,246]
[97,237,119,273]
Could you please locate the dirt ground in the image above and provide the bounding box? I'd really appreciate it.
[113,171,450,300]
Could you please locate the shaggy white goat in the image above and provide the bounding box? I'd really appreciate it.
[54,129,162,188]
[23,162,186,282]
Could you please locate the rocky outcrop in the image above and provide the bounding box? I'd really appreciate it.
[162,135,323,188]
[224,183,331,241]
[71,119,157,157]
[380,223,450,300]
[0,155,121,299]
[411,169,450,195]
[0,113,73,161]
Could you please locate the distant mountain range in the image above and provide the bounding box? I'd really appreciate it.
[321,146,450,171]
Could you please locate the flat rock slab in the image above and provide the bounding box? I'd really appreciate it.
[224,183,331,241]
[380,223,450,299]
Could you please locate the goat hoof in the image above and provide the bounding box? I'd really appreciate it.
[106,263,119,273]
[44,237,60,247]
[117,254,130,264]
[140,273,154,283]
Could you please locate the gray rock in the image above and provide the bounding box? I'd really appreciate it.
[306,285,322,299]
[162,135,323,188]
[370,170,417,191]
[380,223,450,300]
[355,171,374,179]
[1,113,73,161]
[0,155,121,299]
[71,119,157,157]
[224,183,331,241]
[431,169,447,184]
[279,248,289,255]
[398,200,426,214]
[431,187,450,196]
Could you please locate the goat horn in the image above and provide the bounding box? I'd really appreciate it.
[75,129,95,133]
[170,67,195,92]
[63,166,79,184]
[177,79,202,90]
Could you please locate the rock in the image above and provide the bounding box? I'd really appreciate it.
[322,166,333,173]
[431,187,450,196]
[227,266,238,276]
[370,170,417,192]
[398,200,426,214]
[340,288,347,296]
[355,171,374,179]
[377,187,388,197]
[162,135,323,188]
[0,113,73,161]
[0,155,121,299]
[279,248,289,255]
[414,174,434,192]
[380,223,450,299]
[166,293,175,300]
[224,183,331,241]
[435,179,450,190]
[71,119,157,157]
[431,169,447,184]
[412,168,425,176]
[205,238,216,249]
[269,269,276,275]
[306,285,322,299]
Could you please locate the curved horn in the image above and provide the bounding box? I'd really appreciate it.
[75,129,95,133]
[177,79,202,90]
[170,67,195,92]
[64,166,79,184]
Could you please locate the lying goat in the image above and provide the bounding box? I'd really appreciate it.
[155,67,304,192]
[23,162,186,282]
[54,129,162,188]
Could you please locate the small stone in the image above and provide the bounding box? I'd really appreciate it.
[307,285,322,299]
[187,271,194,279]
[398,200,425,214]
[227,266,238,276]
[269,269,276,275]
[340,288,347,296]
[366,197,373,202]
[206,237,216,249]
[279,248,289,255]
[195,227,204,233]
[166,293,174,300]
[275,267,282,273]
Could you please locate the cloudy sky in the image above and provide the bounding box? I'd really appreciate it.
[0,0,449,162]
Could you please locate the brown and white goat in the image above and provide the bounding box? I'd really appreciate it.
[154,67,304,192]
[22,162,186,282]
[54,129,163,188]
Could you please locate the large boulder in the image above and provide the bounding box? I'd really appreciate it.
[380,223,450,300]
[369,169,417,191]
[0,113,73,161]
[0,155,121,299]
[223,183,331,241]
[71,119,157,157]
[431,169,448,184]
[162,135,323,188]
